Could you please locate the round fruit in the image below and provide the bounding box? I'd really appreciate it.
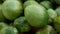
[36,25,57,34]
[24,5,49,27]
[2,0,23,20]
[23,0,39,8]
[0,22,8,30]
[40,1,53,9]
[0,26,18,34]
[14,17,31,32]
[47,9,57,24]
[47,9,57,19]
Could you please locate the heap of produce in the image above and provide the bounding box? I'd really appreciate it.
[0,0,60,34]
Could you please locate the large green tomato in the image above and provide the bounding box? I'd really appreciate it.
[24,5,49,27]
[2,0,23,20]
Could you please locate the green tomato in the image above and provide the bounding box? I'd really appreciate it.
[47,9,57,24]
[0,26,18,34]
[36,25,57,34]
[2,0,23,20]
[24,5,49,27]
[40,1,53,9]
[14,17,31,32]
